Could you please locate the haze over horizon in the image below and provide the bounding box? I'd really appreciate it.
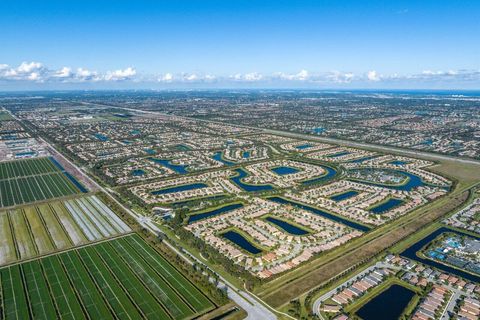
[1,0,479,90]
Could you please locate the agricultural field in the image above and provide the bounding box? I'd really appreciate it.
[0,157,84,208]
[0,234,214,320]
[0,195,131,266]
[0,112,14,121]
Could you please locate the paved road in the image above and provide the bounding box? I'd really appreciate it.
[312,262,401,316]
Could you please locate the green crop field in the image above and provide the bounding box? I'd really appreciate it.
[0,195,132,266]
[0,157,82,208]
[0,112,14,121]
[0,234,214,320]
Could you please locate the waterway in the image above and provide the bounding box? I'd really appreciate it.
[330,190,359,202]
[301,165,337,185]
[296,143,313,150]
[131,169,145,176]
[212,152,236,166]
[369,198,404,214]
[221,230,262,255]
[230,168,274,192]
[94,133,108,141]
[150,158,189,174]
[348,168,436,191]
[400,227,480,283]
[49,157,88,193]
[348,155,379,164]
[174,144,192,151]
[355,284,415,320]
[327,151,351,158]
[266,197,371,232]
[389,160,408,166]
[265,216,309,235]
[151,183,208,195]
[188,203,244,224]
[271,166,300,175]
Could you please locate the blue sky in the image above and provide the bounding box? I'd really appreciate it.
[0,0,479,89]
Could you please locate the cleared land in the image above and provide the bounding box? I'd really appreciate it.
[0,195,131,266]
[0,234,214,320]
[0,157,82,208]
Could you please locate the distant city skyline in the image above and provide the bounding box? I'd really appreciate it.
[1,0,479,90]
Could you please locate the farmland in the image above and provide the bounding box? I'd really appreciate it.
[0,157,83,208]
[0,234,214,320]
[0,195,131,266]
[0,112,13,121]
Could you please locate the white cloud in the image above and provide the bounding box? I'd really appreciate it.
[184,73,198,81]
[0,61,479,87]
[159,73,174,82]
[367,70,380,81]
[277,69,309,81]
[230,72,263,82]
[54,67,72,78]
[17,61,43,73]
[104,67,136,81]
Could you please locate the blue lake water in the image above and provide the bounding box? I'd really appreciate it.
[327,151,351,158]
[150,158,189,174]
[15,151,36,157]
[312,127,325,134]
[271,166,300,175]
[296,144,313,150]
[301,165,337,185]
[131,169,145,176]
[265,216,309,235]
[330,190,359,202]
[389,160,408,166]
[400,227,480,283]
[174,144,192,151]
[267,197,371,232]
[222,230,262,255]
[348,155,379,163]
[423,139,433,145]
[212,152,236,166]
[49,157,88,193]
[94,133,108,141]
[63,172,88,193]
[348,169,436,191]
[231,168,274,192]
[188,203,244,223]
[356,284,415,320]
[369,198,404,214]
[151,183,208,195]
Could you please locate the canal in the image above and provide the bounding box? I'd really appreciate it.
[221,230,262,255]
[266,197,371,232]
[400,227,480,283]
[188,203,244,223]
[265,216,309,235]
